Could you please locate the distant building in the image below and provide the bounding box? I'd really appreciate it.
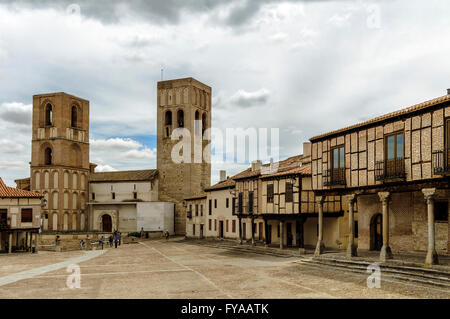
[0,177,43,253]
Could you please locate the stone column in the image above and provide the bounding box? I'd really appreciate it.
[378,192,393,262]
[279,220,284,250]
[29,233,32,253]
[238,216,243,245]
[346,194,357,258]
[314,196,325,256]
[34,232,38,253]
[422,188,438,265]
[251,217,255,246]
[8,233,12,254]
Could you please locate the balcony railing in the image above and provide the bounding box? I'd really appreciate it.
[323,168,346,186]
[432,150,450,175]
[375,158,405,181]
[0,222,9,230]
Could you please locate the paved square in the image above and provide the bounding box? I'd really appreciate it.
[0,238,448,299]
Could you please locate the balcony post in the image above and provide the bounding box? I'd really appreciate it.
[314,196,325,256]
[422,188,439,266]
[346,194,357,258]
[378,192,393,262]
[279,220,284,250]
[238,215,242,245]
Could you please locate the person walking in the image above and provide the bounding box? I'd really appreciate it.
[109,235,113,248]
[99,236,104,250]
[114,234,119,248]
[80,239,84,250]
[165,231,169,241]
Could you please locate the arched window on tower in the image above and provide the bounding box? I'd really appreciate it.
[177,109,184,128]
[45,148,52,165]
[164,110,172,138]
[45,104,53,126]
[71,106,78,128]
[202,113,207,135]
[195,110,200,135]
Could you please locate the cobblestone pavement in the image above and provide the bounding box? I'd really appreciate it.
[0,238,448,299]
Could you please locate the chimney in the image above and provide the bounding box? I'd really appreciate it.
[251,160,262,172]
[219,170,227,182]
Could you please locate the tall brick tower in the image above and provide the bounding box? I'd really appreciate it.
[157,78,212,234]
[30,93,90,232]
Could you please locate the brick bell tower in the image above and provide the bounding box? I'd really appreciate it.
[30,93,90,232]
[157,78,212,234]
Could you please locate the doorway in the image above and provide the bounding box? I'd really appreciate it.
[259,223,263,241]
[242,222,246,240]
[219,221,224,238]
[370,213,383,251]
[286,223,293,247]
[200,224,204,239]
[102,214,112,233]
[267,225,272,244]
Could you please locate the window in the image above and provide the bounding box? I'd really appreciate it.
[209,219,212,231]
[285,182,293,202]
[112,192,116,200]
[277,224,280,237]
[248,191,254,213]
[92,193,95,200]
[232,197,236,215]
[332,146,345,170]
[165,111,172,138]
[177,109,184,128]
[202,113,206,135]
[386,133,404,161]
[214,199,217,208]
[195,204,199,216]
[71,106,78,128]
[0,209,7,225]
[214,219,217,231]
[226,220,229,233]
[209,199,212,215]
[21,208,33,223]
[200,205,203,216]
[45,104,52,126]
[133,192,137,200]
[226,198,229,208]
[193,224,196,236]
[267,184,274,203]
[45,148,52,165]
[189,204,192,214]
[238,192,243,213]
[435,201,448,222]
[232,220,236,233]
[195,111,200,135]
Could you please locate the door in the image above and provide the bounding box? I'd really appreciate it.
[259,223,263,241]
[242,223,246,240]
[102,214,112,233]
[267,225,272,244]
[370,214,382,251]
[219,221,224,238]
[200,224,204,239]
[286,223,293,247]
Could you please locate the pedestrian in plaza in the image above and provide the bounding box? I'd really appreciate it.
[80,239,84,250]
[165,230,169,241]
[114,234,119,248]
[118,232,122,246]
[109,235,113,247]
[99,236,104,250]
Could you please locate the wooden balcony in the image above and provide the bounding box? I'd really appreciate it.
[0,223,9,230]
[323,168,346,187]
[375,158,406,181]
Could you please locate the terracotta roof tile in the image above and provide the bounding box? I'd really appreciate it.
[310,94,450,141]
[261,164,311,179]
[90,169,158,182]
[184,194,207,201]
[0,178,43,198]
[204,178,235,192]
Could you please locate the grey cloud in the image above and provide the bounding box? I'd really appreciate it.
[230,88,270,107]
[0,104,31,125]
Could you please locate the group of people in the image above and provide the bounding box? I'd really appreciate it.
[79,231,121,250]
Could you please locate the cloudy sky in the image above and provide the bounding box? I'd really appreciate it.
[1,0,450,186]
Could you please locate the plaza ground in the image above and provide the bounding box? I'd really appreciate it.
[0,237,448,299]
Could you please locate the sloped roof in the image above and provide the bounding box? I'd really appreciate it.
[310,93,450,141]
[184,194,207,201]
[0,178,43,198]
[90,169,158,182]
[204,178,235,192]
[261,164,311,179]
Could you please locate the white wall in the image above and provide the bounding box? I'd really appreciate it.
[89,181,158,202]
[137,202,175,234]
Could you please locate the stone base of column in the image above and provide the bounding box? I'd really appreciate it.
[314,240,325,256]
[380,245,393,262]
[251,239,256,246]
[425,249,439,266]
[298,248,306,255]
[346,244,357,258]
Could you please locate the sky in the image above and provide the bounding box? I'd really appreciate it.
[1,0,450,187]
